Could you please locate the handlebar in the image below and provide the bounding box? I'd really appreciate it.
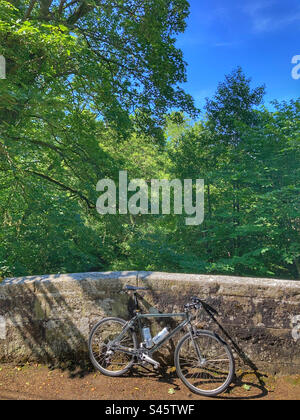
[184,296,202,311]
[185,297,219,317]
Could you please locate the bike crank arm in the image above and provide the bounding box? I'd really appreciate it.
[140,353,160,370]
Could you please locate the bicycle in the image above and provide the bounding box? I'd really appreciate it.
[88,285,235,397]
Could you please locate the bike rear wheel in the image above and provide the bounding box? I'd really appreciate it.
[89,317,137,377]
[175,330,235,396]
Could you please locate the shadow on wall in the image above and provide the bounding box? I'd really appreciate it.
[1,272,138,376]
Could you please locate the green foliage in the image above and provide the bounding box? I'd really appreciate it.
[205,66,265,144]
[0,0,195,277]
[167,72,300,279]
[0,5,299,280]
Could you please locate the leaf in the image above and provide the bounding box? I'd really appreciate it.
[168,388,176,395]
[58,25,68,32]
[242,384,251,391]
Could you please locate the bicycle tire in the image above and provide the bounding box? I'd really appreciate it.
[175,330,235,397]
[88,317,137,377]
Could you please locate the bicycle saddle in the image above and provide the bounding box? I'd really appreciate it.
[125,285,149,291]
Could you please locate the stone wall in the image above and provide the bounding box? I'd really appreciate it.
[0,271,299,374]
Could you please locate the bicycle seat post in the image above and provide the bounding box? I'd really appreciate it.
[133,291,139,313]
[125,284,149,315]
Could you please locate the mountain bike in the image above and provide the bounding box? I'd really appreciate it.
[88,285,235,397]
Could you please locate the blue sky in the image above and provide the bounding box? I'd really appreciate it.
[177,0,300,110]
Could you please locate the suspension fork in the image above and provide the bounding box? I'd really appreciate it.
[187,322,205,364]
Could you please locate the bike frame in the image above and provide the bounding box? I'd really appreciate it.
[111,310,196,356]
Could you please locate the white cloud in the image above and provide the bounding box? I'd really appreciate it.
[242,1,300,33]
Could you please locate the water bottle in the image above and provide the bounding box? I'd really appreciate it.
[152,327,169,345]
[142,327,153,349]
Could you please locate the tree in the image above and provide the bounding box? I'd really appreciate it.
[0,0,197,209]
[167,95,300,279]
[0,0,198,276]
[1,0,197,133]
[205,66,265,145]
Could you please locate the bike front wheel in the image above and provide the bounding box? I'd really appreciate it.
[89,317,137,377]
[175,330,235,397]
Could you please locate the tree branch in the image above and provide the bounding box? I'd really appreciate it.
[67,1,93,25]
[58,0,66,14]
[24,0,37,20]
[39,0,54,20]
[25,169,96,209]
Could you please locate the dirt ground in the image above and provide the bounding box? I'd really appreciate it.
[0,362,299,400]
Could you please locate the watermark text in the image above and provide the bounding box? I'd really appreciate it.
[291,55,300,80]
[292,315,300,342]
[0,55,6,79]
[96,171,204,226]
